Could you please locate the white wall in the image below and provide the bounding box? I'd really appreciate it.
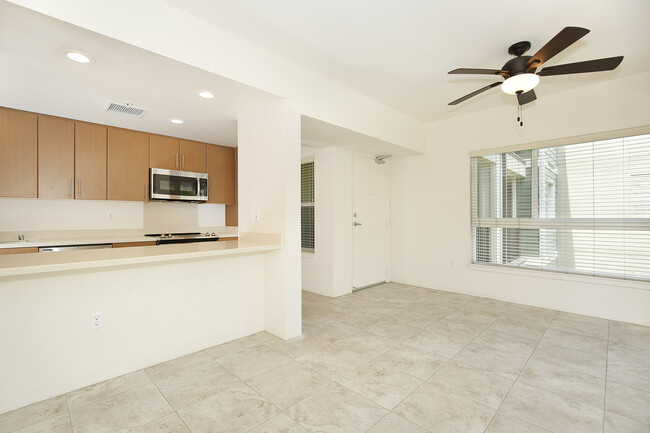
[0,254,265,414]
[8,0,426,154]
[0,198,143,231]
[238,100,302,339]
[0,198,228,240]
[300,146,354,297]
[391,71,650,326]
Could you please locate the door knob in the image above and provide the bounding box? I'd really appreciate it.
[353,222,362,226]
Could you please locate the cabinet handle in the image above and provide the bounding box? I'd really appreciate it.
[182,154,185,169]
[68,179,72,198]
[145,184,148,200]
[176,154,179,169]
[208,188,211,201]
[78,180,81,198]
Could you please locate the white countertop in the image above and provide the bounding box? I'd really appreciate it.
[0,235,280,277]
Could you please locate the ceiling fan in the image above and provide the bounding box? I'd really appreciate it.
[447,27,624,106]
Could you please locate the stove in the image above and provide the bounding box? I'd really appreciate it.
[145,232,220,245]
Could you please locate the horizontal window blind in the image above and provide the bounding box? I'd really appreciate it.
[301,161,315,252]
[470,133,650,281]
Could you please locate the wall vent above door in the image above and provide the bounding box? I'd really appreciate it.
[104,102,147,118]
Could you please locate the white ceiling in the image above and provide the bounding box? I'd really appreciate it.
[0,1,281,147]
[302,116,419,158]
[4,1,649,152]
[163,0,650,123]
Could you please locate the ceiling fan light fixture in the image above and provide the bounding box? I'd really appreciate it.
[501,73,539,95]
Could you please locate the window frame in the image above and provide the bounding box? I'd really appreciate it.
[301,156,315,254]
[470,128,650,283]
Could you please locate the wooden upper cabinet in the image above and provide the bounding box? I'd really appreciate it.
[38,115,75,199]
[179,139,206,173]
[206,144,235,205]
[149,135,180,170]
[107,127,149,202]
[75,122,107,200]
[0,107,37,198]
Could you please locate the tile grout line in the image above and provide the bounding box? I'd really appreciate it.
[211,333,359,428]
[545,323,610,343]
[308,291,450,432]
[482,310,559,433]
[143,366,194,433]
[362,412,393,433]
[440,307,522,432]
[373,311,488,432]
[239,388,286,433]
[64,394,74,433]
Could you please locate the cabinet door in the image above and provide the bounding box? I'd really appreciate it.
[38,115,75,199]
[150,135,180,170]
[206,144,235,204]
[0,107,37,198]
[107,127,149,201]
[179,139,206,173]
[0,247,38,255]
[75,122,107,200]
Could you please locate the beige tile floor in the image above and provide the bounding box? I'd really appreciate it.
[2,282,650,433]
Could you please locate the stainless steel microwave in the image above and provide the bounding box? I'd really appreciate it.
[150,168,208,202]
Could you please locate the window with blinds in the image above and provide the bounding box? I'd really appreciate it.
[301,160,315,252]
[470,133,650,281]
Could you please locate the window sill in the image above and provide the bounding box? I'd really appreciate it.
[468,263,650,291]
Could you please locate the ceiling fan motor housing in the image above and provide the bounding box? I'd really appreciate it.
[502,55,532,77]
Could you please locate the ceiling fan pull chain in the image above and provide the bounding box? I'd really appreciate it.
[518,105,523,127]
[516,105,520,123]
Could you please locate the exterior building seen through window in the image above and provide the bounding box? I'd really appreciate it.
[471,133,650,281]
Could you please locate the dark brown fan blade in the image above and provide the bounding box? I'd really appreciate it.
[526,27,590,70]
[448,82,501,106]
[538,56,623,76]
[448,68,503,75]
[517,89,537,105]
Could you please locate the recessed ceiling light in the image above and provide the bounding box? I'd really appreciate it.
[197,90,215,99]
[64,50,94,64]
[169,118,184,124]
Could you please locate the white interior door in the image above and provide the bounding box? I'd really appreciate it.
[352,155,389,289]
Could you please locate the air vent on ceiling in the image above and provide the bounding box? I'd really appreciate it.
[104,102,147,118]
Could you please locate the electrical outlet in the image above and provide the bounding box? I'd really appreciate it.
[90,312,103,329]
[106,213,113,221]
[451,260,457,268]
